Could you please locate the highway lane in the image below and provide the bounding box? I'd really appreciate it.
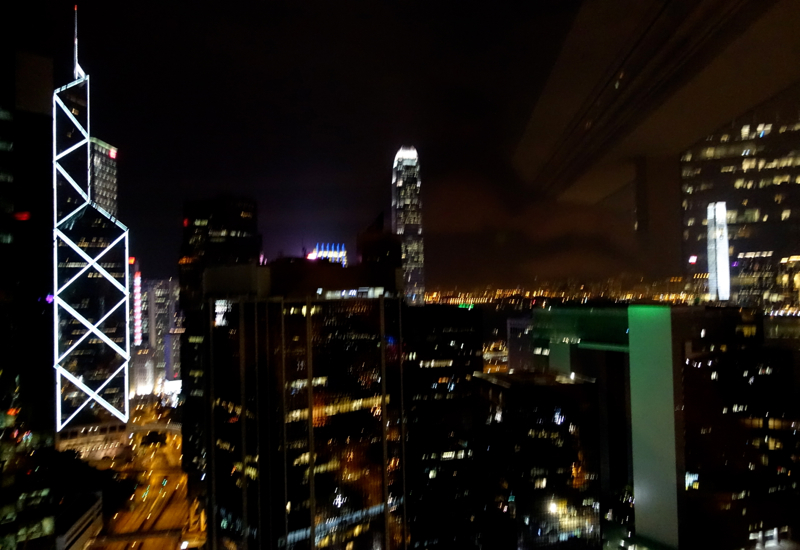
[91,399,191,550]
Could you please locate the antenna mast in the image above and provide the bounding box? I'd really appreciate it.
[73,5,85,79]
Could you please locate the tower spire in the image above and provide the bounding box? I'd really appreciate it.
[73,5,85,79]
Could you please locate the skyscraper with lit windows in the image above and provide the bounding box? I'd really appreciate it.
[52,15,130,431]
[391,147,424,304]
[681,85,800,305]
[90,137,118,217]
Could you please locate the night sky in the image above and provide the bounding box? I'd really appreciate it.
[58,1,585,286]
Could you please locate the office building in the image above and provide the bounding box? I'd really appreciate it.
[681,85,800,305]
[391,147,425,304]
[52,17,131,431]
[140,277,182,387]
[178,196,262,517]
[525,305,800,549]
[402,305,484,549]
[201,260,405,549]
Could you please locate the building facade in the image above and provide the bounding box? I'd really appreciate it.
[141,277,182,387]
[391,147,424,305]
[178,196,262,523]
[202,261,405,550]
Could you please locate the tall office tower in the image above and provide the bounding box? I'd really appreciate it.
[391,147,425,305]
[141,278,182,388]
[526,305,800,550]
[89,137,117,217]
[201,260,405,550]
[681,85,800,305]
[52,15,130,431]
[707,201,731,301]
[178,196,262,515]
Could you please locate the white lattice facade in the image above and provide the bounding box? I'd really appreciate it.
[53,72,130,431]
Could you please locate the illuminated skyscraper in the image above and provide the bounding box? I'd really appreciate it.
[52,14,130,431]
[681,85,800,305]
[391,147,425,304]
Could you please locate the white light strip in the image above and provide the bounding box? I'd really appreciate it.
[124,232,130,417]
[54,75,87,94]
[57,296,126,363]
[56,201,89,229]
[55,296,129,359]
[56,231,127,294]
[54,95,89,139]
[55,137,89,161]
[706,202,730,301]
[56,362,128,429]
[57,363,128,426]
[56,229,127,294]
[56,162,90,202]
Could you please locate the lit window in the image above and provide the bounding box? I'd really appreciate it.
[782,210,791,221]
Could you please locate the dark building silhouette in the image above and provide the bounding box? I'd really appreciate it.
[523,305,800,549]
[178,196,262,523]
[200,260,404,550]
[401,305,483,549]
[471,372,602,549]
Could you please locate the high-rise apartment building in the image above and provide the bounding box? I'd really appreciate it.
[391,147,424,304]
[681,85,800,305]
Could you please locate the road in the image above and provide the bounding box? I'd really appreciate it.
[91,398,195,550]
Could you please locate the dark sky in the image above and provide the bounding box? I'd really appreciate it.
[58,1,583,286]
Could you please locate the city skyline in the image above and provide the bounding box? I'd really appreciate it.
[36,1,618,286]
[6,3,800,549]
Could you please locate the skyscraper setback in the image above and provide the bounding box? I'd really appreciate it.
[391,147,424,304]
